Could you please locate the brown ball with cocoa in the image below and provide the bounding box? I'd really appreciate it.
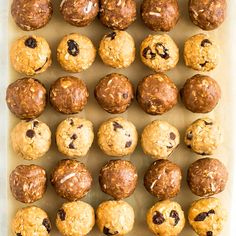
[6,78,47,119]
[187,158,228,197]
[180,74,221,113]
[9,165,47,203]
[94,73,134,114]
[144,159,182,200]
[137,73,178,115]
[50,159,92,201]
[49,76,89,114]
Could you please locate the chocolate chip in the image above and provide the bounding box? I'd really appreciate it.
[207,231,213,236]
[16,233,22,236]
[153,211,165,225]
[103,226,118,235]
[71,134,77,140]
[42,218,51,233]
[125,141,132,148]
[142,46,156,59]
[187,132,193,140]
[187,145,191,149]
[67,40,79,56]
[200,61,208,67]
[35,58,48,72]
[170,210,180,226]
[170,132,176,140]
[122,93,128,99]
[33,121,39,127]
[78,124,83,129]
[69,142,75,149]
[106,32,117,40]
[58,209,66,221]
[208,209,215,215]
[113,122,123,131]
[204,120,213,126]
[70,119,74,126]
[167,144,173,149]
[25,37,37,48]
[194,212,208,221]
[156,43,170,59]
[201,39,212,47]
[26,129,35,138]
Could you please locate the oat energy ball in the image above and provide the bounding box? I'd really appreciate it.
[60,0,99,27]
[141,0,179,32]
[96,200,135,236]
[56,201,95,236]
[97,117,138,157]
[57,33,96,73]
[99,30,135,69]
[12,206,51,236]
[188,198,226,236]
[180,74,221,113]
[11,0,53,31]
[56,117,94,158]
[147,200,185,236]
[6,78,47,119]
[189,0,227,31]
[10,35,52,75]
[140,34,179,72]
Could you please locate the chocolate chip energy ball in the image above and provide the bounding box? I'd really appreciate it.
[50,159,92,201]
[137,73,178,115]
[99,0,136,30]
[10,35,52,75]
[94,73,134,114]
[180,74,221,113]
[57,33,96,73]
[60,0,99,27]
[147,200,185,236]
[6,78,47,119]
[11,0,53,31]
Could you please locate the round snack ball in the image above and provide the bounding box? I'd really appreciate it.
[12,206,51,236]
[97,117,138,157]
[99,30,135,69]
[49,76,89,114]
[188,198,226,236]
[180,74,221,113]
[141,120,180,159]
[185,118,223,155]
[141,0,179,32]
[187,158,228,197]
[57,33,96,73]
[99,0,136,30]
[56,201,95,236]
[96,200,135,235]
[60,0,99,27]
[184,33,219,72]
[10,35,52,75]
[147,200,185,236]
[99,160,138,200]
[189,0,227,31]
[50,159,93,201]
[137,73,178,115]
[6,78,47,119]
[94,73,134,114]
[56,117,94,158]
[140,34,179,72]
[11,0,53,31]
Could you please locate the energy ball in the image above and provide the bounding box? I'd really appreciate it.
[6,78,47,119]
[99,160,138,199]
[50,159,93,201]
[99,0,136,30]
[94,73,134,114]
[12,206,51,236]
[187,158,228,197]
[56,201,95,236]
[141,0,180,32]
[96,200,135,235]
[99,30,135,69]
[57,33,96,73]
[60,0,99,27]
[97,117,138,157]
[49,76,89,114]
[184,33,219,72]
[144,160,182,200]
[140,34,179,72]
[180,74,221,113]
[11,0,53,31]
[10,35,52,75]
[189,0,227,31]
[56,117,94,158]
[141,120,180,159]
[147,200,185,236]
[137,73,178,115]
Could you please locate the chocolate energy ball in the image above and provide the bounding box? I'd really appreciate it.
[99,0,136,30]
[94,73,134,114]
[60,0,99,27]
[180,74,221,113]
[144,160,182,200]
[137,73,178,115]
[11,0,53,31]
[50,159,93,201]
[6,78,47,119]
[187,158,228,197]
